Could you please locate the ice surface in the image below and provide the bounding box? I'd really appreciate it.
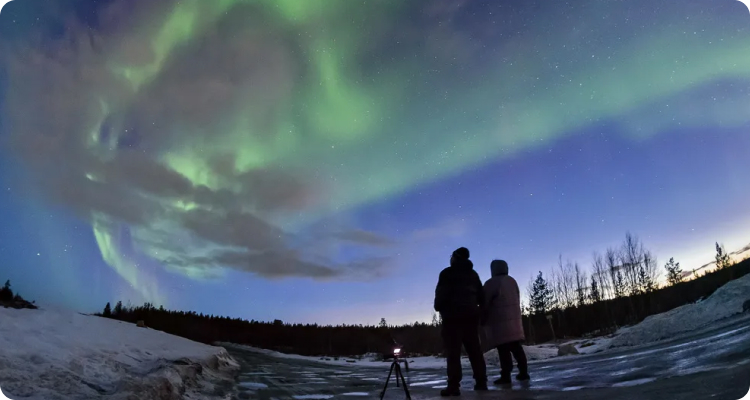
[228,341,560,372]
[239,382,269,389]
[0,307,238,399]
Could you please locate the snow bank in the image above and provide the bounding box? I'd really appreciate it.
[0,307,239,400]
[609,273,750,348]
[483,344,558,366]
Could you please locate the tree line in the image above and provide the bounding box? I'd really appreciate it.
[98,301,443,357]
[523,234,746,342]
[96,236,749,356]
[0,280,37,310]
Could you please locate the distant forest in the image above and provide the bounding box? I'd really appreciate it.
[97,235,750,357]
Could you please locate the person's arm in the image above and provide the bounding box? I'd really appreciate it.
[475,272,485,307]
[485,282,500,309]
[475,272,487,324]
[481,281,491,325]
[434,270,447,312]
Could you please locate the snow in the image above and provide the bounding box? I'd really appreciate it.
[608,273,750,348]
[556,336,615,355]
[0,307,239,400]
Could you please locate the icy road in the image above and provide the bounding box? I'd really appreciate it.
[226,314,750,400]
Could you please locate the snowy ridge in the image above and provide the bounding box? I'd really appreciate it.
[609,272,750,348]
[0,307,240,400]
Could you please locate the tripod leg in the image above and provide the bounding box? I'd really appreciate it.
[380,362,396,400]
[395,363,400,387]
[395,363,412,399]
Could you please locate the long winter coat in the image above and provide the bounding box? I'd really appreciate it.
[481,265,525,348]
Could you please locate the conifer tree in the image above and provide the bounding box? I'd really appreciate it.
[664,258,683,286]
[529,272,556,315]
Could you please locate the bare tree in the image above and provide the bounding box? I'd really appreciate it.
[640,250,659,293]
[592,251,612,300]
[589,274,602,304]
[574,262,588,307]
[553,255,576,310]
[621,232,645,296]
[605,247,624,298]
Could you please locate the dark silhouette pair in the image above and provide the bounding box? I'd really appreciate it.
[434,247,529,396]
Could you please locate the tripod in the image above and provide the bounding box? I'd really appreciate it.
[379,357,411,400]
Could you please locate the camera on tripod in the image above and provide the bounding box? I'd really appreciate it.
[380,344,411,399]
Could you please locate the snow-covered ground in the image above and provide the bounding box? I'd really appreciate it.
[609,272,750,348]
[0,307,239,400]
[3,273,746,399]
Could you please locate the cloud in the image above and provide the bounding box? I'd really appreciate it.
[731,243,750,257]
[330,229,397,247]
[0,0,394,284]
[409,217,470,243]
[5,0,750,289]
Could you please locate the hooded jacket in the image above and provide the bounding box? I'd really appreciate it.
[481,262,525,346]
[434,258,484,319]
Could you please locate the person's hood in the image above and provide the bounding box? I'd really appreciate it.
[490,260,509,277]
[450,258,474,270]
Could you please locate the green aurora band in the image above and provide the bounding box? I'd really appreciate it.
[4,0,750,304]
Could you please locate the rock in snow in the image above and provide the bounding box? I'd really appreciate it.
[0,307,239,400]
[557,343,580,356]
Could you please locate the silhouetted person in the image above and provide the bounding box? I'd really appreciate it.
[482,259,529,385]
[434,247,488,396]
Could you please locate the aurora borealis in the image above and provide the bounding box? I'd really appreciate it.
[1,0,749,325]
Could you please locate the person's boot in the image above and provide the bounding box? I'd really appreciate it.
[516,372,530,381]
[494,374,512,385]
[474,381,488,391]
[440,387,461,397]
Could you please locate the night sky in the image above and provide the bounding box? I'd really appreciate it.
[1,0,749,326]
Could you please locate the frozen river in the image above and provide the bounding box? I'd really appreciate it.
[226,314,750,400]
